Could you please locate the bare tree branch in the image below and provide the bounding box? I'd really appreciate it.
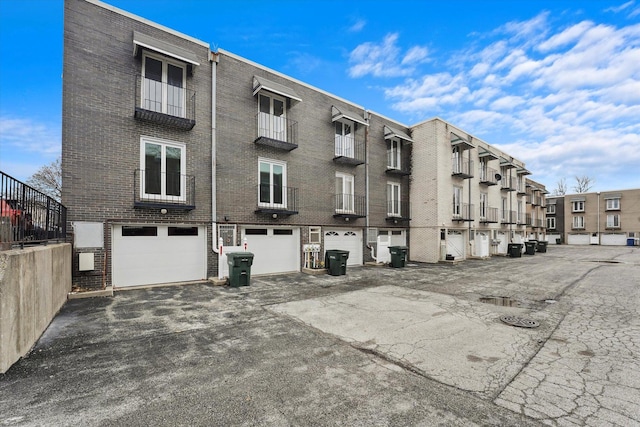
[553,178,567,196]
[26,157,62,201]
[572,175,595,193]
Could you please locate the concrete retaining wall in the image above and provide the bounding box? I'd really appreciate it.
[0,243,71,373]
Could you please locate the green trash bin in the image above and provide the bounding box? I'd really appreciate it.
[227,252,254,287]
[537,241,548,253]
[508,243,523,258]
[389,246,408,268]
[325,249,349,276]
[524,241,537,255]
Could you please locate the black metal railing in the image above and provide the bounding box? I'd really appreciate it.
[453,203,474,221]
[334,136,365,165]
[500,210,517,224]
[256,184,299,214]
[254,113,298,151]
[334,194,366,218]
[479,206,499,223]
[134,169,195,210]
[0,171,67,249]
[386,200,411,220]
[452,156,474,178]
[134,75,196,130]
[501,176,515,191]
[479,166,498,185]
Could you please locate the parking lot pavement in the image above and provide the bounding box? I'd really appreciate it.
[1,245,638,426]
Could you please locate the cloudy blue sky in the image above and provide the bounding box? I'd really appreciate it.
[1,0,639,193]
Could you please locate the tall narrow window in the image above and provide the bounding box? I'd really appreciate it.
[258,93,286,141]
[501,197,508,220]
[142,54,185,117]
[336,173,354,212]
[453,187,462,217]
[547,217,556,229]
[140,137,185,201]
[479,159,487,181]
[258,159,286,208]
[387,182,401,216]
[387,139,401,170]
[335,121,354,158]
[606,214,620,228]
[479,193,487,219]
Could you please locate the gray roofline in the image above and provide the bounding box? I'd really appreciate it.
[85,0,209,48]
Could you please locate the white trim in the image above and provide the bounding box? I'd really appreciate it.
[139,136,186,202]
[258,157,287,208]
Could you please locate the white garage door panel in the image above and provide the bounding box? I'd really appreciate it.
[568,233,590,245]
[325,229,363,266]
[112,225,207,288]
[601,233,627,246]
[243,228,300,275]
[547,233,561,244]
[447,231,465,259]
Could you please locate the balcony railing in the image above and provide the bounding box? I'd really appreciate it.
[134,169,195,210]
[386,151,410,176]
[479,166,498,186]
[533,219,544,228]
[334,194,366,219]
[386,201,411,221]
[134,75,196,130]
[255,184,299,216]
[1,171,67,250]
[517,183,527,195]
[334,136,365,166]
[452,156,474,178]
[501,176,516,191]
[531,195,541,206]
[516,213,526,225]
[479,206,499,223]
[500,210,517,224]
[254,113,298,151]
[453,203,474,221]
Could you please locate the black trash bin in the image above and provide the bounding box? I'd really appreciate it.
[325,250,349,276]
[508,243,523,258]
[389,246,408,268]
[227,252,254,287]
[525,241,537,255]
[537,241,548,253]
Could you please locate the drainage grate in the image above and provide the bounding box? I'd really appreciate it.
[500,315,540,328]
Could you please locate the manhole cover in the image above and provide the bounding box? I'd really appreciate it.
[500,315,540,328]
[480,296,518,307]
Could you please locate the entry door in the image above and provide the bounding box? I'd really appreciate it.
[446,230,465,259]
[335,121,354,158]
[259,93,286,141]
[475,232,489,257]
[377,231,391,263]
[497,231,508,254]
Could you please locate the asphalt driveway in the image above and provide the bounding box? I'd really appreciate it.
[1,245,639,426]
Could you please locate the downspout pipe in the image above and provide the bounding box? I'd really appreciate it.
[364,110,377,261]
[210,51,221,255]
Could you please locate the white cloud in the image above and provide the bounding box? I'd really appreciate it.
[349,19,366,33]
[348,33,429,78]
[604,1,635,14]
[0,116,60,155]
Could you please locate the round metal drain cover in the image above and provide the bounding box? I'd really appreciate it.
[500,315,540,328]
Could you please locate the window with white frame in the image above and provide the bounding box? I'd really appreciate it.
[140,136,185,201]
[452,146,463,174]
[258,93,287,141]
[479,193,487,219]
[258,158,287,208]
[335,121,354,158]
[387,182,401,216]
[501,197,508,220]
[387,138,401,170]
[572,216,585,229]
[606,214,620,228]
[572,200,585,212]
[335,172,354,212]
[453,186,463,217]
[479,159,487,181]
[517,200,523,223]
[606,198,620,211]
[547,217,556,229]
[547,204,556,214]
[142,53,186,117]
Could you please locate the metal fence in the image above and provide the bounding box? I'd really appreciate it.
[0,171,67,249]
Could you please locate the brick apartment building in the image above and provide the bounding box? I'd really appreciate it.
[525,178,548,242]
[63,0,542,289]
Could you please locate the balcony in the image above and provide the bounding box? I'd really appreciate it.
[254,113,299,151]
[533,219,544,228]
[334,194,366,219]
[453,203,474,222]
[134,169,195,210]
[333,136,365,166]
[500,176,516,191]
[385,201,411,222]
[479,166,498,186]
[525,214,532,226]
[517,183,527,195]
[531,195,541,206]
[516,213,526,225]
[452,156,474,179]
[500,210,517,224]
[255,184,299,216]
[479,207,499,223]
[134,75,196,130]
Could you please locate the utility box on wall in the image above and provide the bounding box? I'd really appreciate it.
[78,252,95,271]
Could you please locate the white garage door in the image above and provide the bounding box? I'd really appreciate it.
[324,229,363,266]
[568,233,590,245]
[601,233,627,246]
[112,224,207,288]
[547,233,562,244]
[446,230,465,259]
[474,232,489,258]
[496,231,508,254]
[242,227,300,275]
